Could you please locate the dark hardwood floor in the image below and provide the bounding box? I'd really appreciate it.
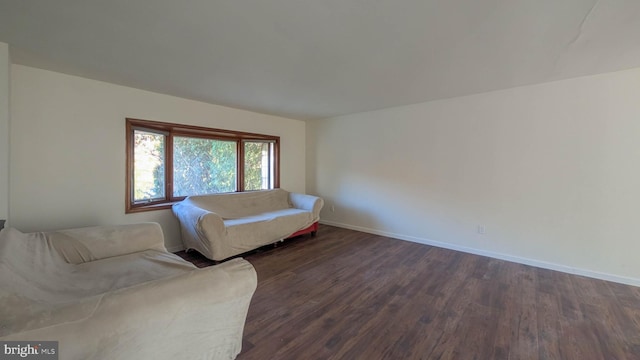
[177,225,640,359]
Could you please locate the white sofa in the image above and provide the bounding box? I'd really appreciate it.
[173,189,324,261]
[0,223,257,360]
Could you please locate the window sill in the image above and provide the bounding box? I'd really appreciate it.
[126,202,176,214]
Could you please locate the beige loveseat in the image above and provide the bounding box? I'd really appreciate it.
[173,189,324,261]
[0,223,257,360]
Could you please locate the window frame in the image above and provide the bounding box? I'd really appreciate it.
[125,118,280,213]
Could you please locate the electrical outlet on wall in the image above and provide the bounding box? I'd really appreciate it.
[330,205,335,212]
[477,225,485,235]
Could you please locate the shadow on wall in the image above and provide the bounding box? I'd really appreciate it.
[305,124,318,196]
[11,212,106,234]
[320,195,385,231]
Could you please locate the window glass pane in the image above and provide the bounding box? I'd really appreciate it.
[133,130,165,202]
[244,141,273,191]
[173,137,237,196]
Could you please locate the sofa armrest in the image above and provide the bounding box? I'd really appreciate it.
[47,223,167,264]
[173,200,226,256]
[289,192,324,220]
[2,258,258,360]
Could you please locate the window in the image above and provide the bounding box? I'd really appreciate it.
[126,118,280,213]
[243,140,276,191]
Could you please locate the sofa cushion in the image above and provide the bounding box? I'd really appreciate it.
[223,208,311,227]
[0,228,196,336]
[73,250,196,295]
[224,208,314,253]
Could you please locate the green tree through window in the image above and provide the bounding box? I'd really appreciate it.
[173,137,237,196]
[244,141,274,191]
[133,129,165,202]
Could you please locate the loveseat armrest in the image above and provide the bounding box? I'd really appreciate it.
[47,223,167,264]
[289,192,324,220]
[2,258,258,360]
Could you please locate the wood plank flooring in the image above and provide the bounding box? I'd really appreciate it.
[177,225,640,359]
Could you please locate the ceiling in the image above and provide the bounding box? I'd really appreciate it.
[1,0,639,120]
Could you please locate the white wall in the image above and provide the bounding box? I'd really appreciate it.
[10,65,306,250]
[0,43,9,227]
[308,67,640,285]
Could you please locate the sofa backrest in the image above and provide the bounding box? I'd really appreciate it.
[47,223,166,264]
[187,189,292,219]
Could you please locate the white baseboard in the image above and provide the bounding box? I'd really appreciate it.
[320,220,640,287]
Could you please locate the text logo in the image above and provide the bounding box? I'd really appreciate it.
[1,342,58,359]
